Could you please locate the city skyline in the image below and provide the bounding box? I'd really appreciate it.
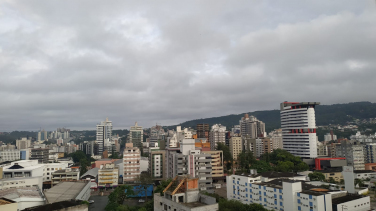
[1,1,376,131]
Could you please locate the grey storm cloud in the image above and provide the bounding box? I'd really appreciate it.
[0,0,376,131]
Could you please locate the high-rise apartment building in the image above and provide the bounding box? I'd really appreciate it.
[16,137,31,150]
[269,129,283,150]
[37,130,48,142]
[196,123,209,139]
[328,143,340,157]
[30,148,49,164]
[123,143,141,182]
[96,118,113,155]
[336,141,365,170]
[209,124,226,150]
[229,135,242,160]
[239,114,265,138]
[317,140,328,157]
[364,143,376,164]
[130,122,143,148]
[50,128,70,140]
[148,150,166,180]
[280,102,320,158]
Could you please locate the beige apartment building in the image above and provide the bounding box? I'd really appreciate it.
[230,136,242,160]
[316,170,343,183]
[98,163,118,188]
[123,143,140,183]
[205,151,224,177]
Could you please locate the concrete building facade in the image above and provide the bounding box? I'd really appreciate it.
[229,136,242,160]
[209,124,226,150]
[96,118,113,155]
[98,163,118,188]
[130,122,143,148]
[0,150,20,163]
[16,138,31,150]
[336,142,365,170]
[123,143,141,182]
[280,102,320,158]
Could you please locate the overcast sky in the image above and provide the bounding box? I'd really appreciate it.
[1,0,376,131]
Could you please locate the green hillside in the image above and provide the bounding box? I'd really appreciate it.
[168,101,376,133]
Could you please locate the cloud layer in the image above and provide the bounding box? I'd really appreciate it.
[1,0,376,131]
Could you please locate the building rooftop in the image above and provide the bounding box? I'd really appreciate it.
[331,194,365,205]
[3,163,43,171]
[354,170,375,174]
[0,197,16,205]
[80,168,99,178]
[22,200,83,211]
[316,169,342,173]
[0,187,43,200]
[237,171,304,179]
[44,182,87,203]
[257,179,342,196]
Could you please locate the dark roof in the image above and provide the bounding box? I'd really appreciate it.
[316,169,342,173]
[257,179,338,196]
[22,200,83,211]
[31,148,49,151]
[8,164,24,169]
[354,170,375,174]
[258,171,304,178]
[331,194,365,205]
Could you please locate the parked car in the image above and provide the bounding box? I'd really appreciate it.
[138,199,145,203]
[88,200,94,204]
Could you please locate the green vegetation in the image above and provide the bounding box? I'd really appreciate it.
[0,131,36,144]
[308,172,325,181]
[237,149,309,173]
[67,150,93,176]
[216,143,233,173]
[105,185,135,211]
[155,178,172,196]
[203,192,269,211]
[166,102,376,135]
[355,178,365,188]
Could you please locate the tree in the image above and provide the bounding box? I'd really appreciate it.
[106,185,135,211]
[251,160,273,173]
[155,178,172,196]
[328,177,336,184]
[79,158,89,176]
[274,161,294,172]
[308,172,325,181]
[135,172,153,201]
[217,143,233,172]
[355,179,365,188]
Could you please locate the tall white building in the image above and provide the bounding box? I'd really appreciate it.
[280,102,320,158]
[209,124,226,150]
[96,118,113,155]
[130,122,143,148]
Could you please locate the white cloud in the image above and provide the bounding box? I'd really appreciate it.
[0,0,375,131]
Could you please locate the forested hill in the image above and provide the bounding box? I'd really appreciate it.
[168,102,376,132]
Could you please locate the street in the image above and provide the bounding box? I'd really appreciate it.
[88,195,109,211]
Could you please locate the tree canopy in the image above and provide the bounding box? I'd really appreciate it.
[217,142,233,172]
[308,172,325,181]
[237,149,309,173]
